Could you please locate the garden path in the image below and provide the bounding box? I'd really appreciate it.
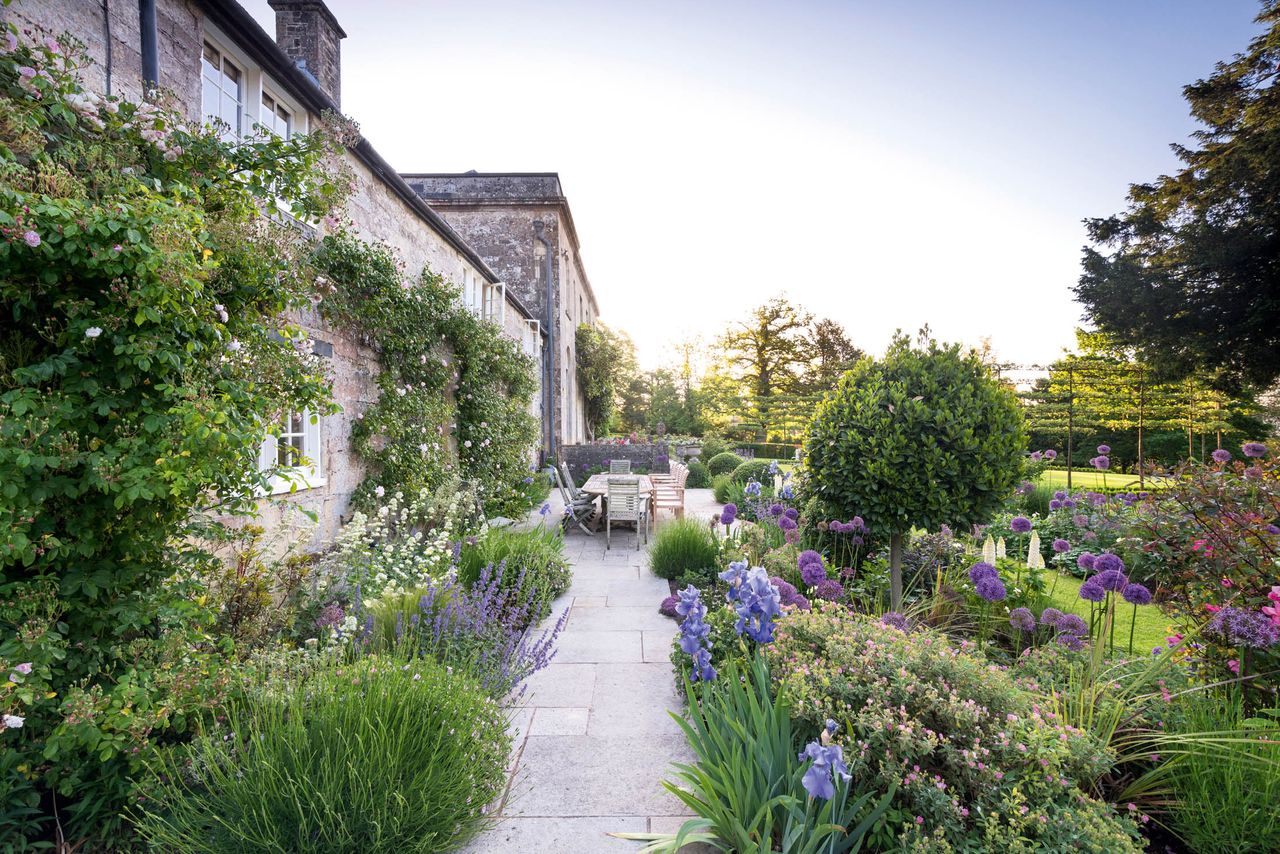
[461,489,722,854]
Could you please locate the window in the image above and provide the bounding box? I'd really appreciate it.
[259,91,292,138]
[258,408,324,493]
[202,41,243,138]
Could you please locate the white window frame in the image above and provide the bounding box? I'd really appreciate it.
[258,408,325,494]
[201,25,310,142]
[201,40,244,139]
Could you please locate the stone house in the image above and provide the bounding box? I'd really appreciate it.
[402,173,601,453]
[3,0,555,546]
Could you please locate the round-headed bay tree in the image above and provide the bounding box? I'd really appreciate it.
[803,333,1026,609]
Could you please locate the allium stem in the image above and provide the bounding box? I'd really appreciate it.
[1128,602,1137,655]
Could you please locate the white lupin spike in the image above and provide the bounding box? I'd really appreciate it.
[996,537,1007,560]
[1027,531,1044,569]
[983,535,997,564]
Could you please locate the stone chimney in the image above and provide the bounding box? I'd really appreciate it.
[267,0,346,107]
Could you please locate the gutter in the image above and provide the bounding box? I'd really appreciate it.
[138,0,158,91]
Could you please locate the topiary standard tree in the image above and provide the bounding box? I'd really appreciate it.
[804,333,1026,609]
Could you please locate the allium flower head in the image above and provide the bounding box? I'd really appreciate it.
[1044,449,1057,460]
[1242,442,1267,458]
[1052,538,1070,553]
[1121,583,1152,605]
[975,575,1006,602]
[1094,553,1124,574]
[800,560,827,586]
[1096,569,1128,592]
[784,507,799,520]
[1056,631,1086,651]
[720,503,737,526]
[1077,552,1096,571]
[968,562,997,584]
[1039,607,1063,626]
[1212,449,1232,464]
[1009,607,1035,631]
[880,611,908,631]
[798,550,823,568]
[1078,580,1106,602]
[768,503,784,517]
[771,577,798,603]
[1010,516,1032,534]
[1091,455,1110,470]
[1097,445,1111,454]
[1057,613,1087,635]
[1054,491,1067,501]
[1048,499,1062,511]
[1206,607,1279,649]
[778,515,797,531]
[813,578,844,601]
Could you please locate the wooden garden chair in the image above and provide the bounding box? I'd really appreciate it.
[609,459,632,474]
[549,465,596,535]
[605,477,649,550]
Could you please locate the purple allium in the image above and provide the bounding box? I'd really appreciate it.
[880,611,908,631]
[1097,444,1111,454]
[1010,516,1032,534]
[1030,451,1042,461]
[1242,442,1268,458]
[1246,466,1263,479]
[768,503,784,517]
[784,507,800,520]
[813,578,844,601]
[968,562,998,584]
[1094,553,1125,574]
[798,550,824,568]
[799,741,851,800]
[1054,491,1067,501]
[1091,455,1111,471]
[778,515,798,531]
[1212,449,1232,464]
[315,602,345,630]
[1044,449,1057,460]
[1048,499,1063,511]
[1267,524,1280,536]
[1206,607,1280,649]
[1096,569,1128,593]
[1009,607,1035,631]
[1078,580,1106,602]
[1056,631,1086,651]
[733,567,782,644]
[1040,607,1064,626]
[1052,538,1071,553]
[771,577,799,603]
[720,503,737,526]
[1017,481,1035,495]
[851,516,866,530]
[850,535,864,546]
[659,595,680,618]
[975,575,1007,602]
[1060,499,1076,509]
[790,594,811,611]
[828,520,846,533]
[800,561,827,587]
[1121,583,1152,606]
[1087,492,1106,507]
[1057,613,1087,636]
[1072,513,1088,527]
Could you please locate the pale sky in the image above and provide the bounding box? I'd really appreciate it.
[245,0,1263,370]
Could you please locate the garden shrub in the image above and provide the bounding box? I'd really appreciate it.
[699,436,729,462]
[374,561,568,701]
[767,605,1142,852]
[133,655,509,854]
[0,33,344,846]
[457,525,571,625]
[649,518,720,582]
[706,451,745,476]
[712,474,743,505]
[686,459,711,488]
[804,334,1026,609]
[731,459,774,486]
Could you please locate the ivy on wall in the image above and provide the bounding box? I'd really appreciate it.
[314,233,539,516]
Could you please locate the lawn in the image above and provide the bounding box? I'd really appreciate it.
[1038,468,1167,491]
[1043,570,1173,655]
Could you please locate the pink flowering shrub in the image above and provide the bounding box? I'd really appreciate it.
[766,605,1142,852]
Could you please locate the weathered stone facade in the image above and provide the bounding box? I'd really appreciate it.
[4,0,545,548]
[403,173,601,454]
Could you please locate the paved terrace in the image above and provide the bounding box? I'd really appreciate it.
[462,489,721,853]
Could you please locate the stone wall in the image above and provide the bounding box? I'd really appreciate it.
[560,443,671,477]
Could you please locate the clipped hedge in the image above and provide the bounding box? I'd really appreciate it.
[706,452,746,476]
[731,459,774,486]
[734,442,799,460]
[687,460,711,488]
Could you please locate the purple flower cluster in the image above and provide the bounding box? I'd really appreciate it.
[1121,583,1152,605]
[1010,516,1032,534]
[1052,538,1071,554]
[1212,448,1232,464]
[799,550,827,586]
[880,611,908,631]
[829,516,867,535]
[1090,455,1111,471]
[772,575,812,611]
[969,562,1006,602]
[676,585,716,681]
[1037,608,1088,649]
[1206,607,1280,649]
[658,595,680,618]
[732,567,783,644]
[1009,607,1035,631]
[813,578,844,601]
[409,561,568,702]
[1078,579,1105,602]
[1242,442,1268,458]
[799,741,851,800]
[720,503,738,527]
[719,560,750,601]
[1077,553,1096,571]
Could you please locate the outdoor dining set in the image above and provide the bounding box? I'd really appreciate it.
[549,458,690,548]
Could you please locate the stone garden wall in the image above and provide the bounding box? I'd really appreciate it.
[560,443,670,475]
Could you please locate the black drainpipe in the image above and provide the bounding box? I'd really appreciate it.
[534,221,556,463]
[138,0,159,92]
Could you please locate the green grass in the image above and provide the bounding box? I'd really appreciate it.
[1037,468,1156,491]
[1043,571,1172,655]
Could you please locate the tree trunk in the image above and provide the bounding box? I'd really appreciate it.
[890,532,904,611]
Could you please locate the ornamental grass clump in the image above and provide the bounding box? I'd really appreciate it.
[133,655,509,854]
[766,605,1142,852]
[649,518,721,583]
[457,525,571,626]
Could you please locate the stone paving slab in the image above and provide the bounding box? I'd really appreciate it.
[553,629,644,663]
[570,604,679,631]
[461,816,646,854]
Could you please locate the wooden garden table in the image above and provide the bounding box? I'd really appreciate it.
[580,474,655,532]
